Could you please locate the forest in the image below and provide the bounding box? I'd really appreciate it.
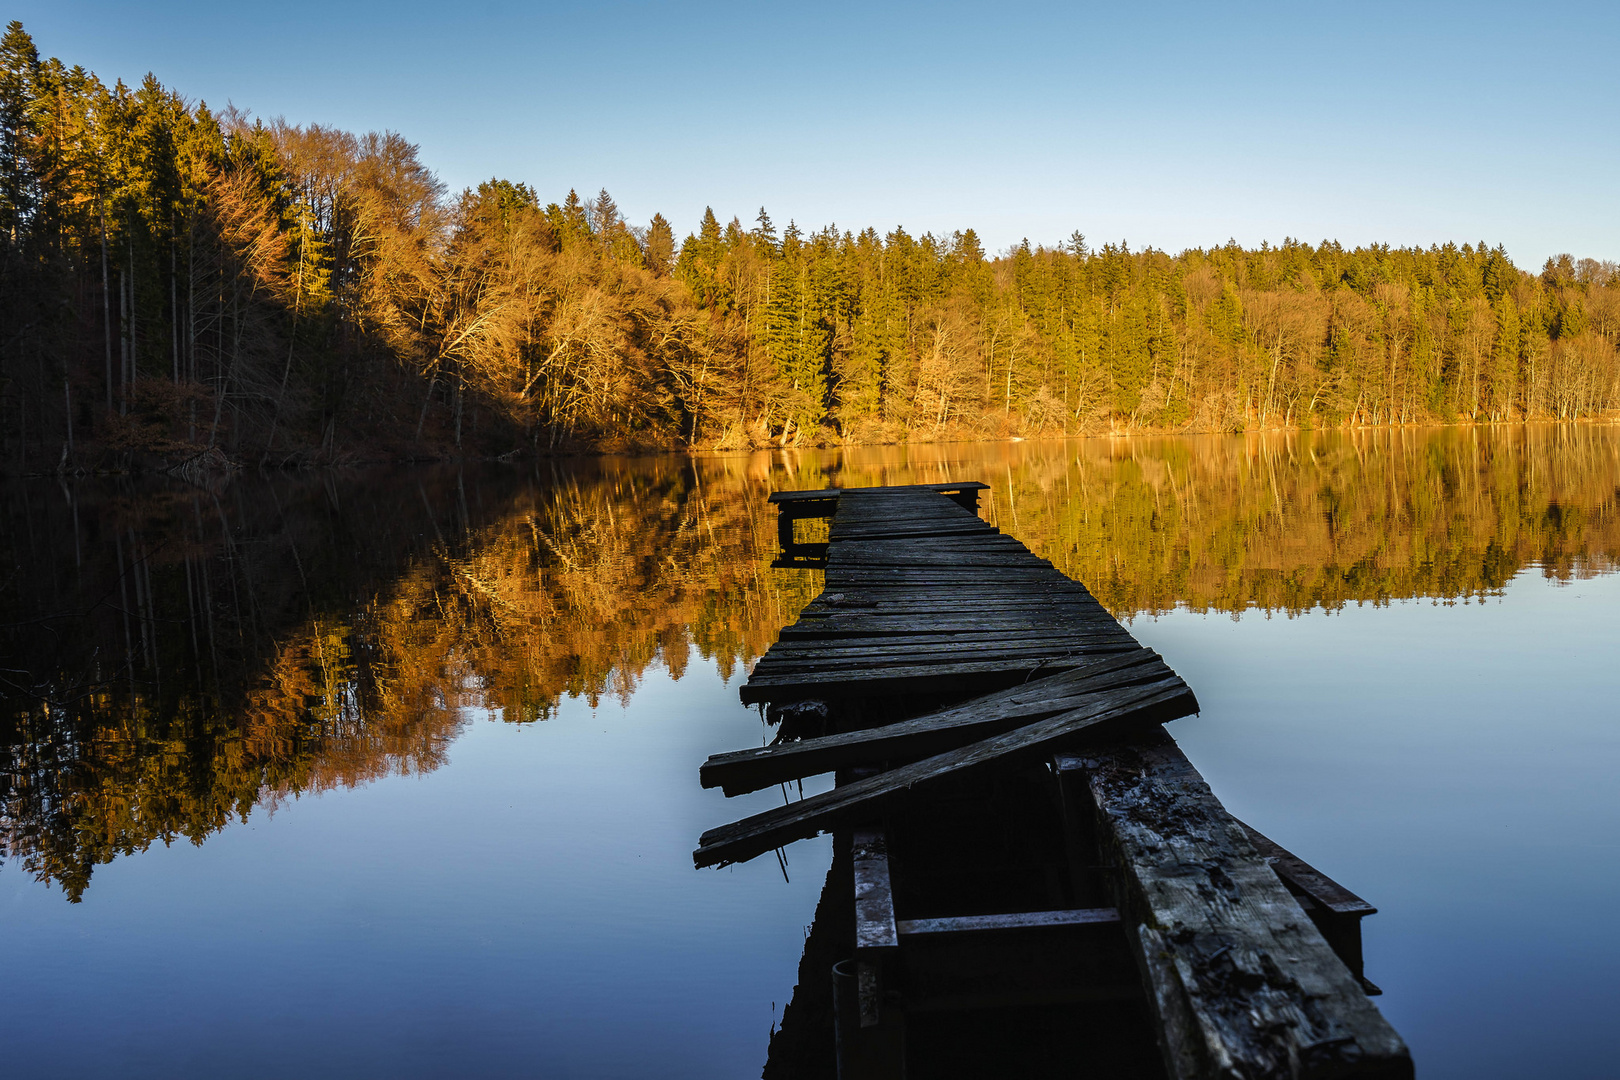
[2,21,1618,472]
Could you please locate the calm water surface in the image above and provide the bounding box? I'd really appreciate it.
[2,426,1617,1078]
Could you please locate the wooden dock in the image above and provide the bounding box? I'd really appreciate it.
[698,483,1410,1080]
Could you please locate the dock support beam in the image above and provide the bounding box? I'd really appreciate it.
[834,826,905,1079]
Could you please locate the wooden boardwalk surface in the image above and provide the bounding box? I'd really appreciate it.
[699,482,1410,1079]
[743,484,1143,704]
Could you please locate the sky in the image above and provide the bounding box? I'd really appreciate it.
[14,1,1619,266]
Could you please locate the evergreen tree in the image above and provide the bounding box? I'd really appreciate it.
[0,20,40,247]
[645,212,673,275]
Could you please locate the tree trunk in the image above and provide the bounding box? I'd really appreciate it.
[118,268,128,416]
[101,210,113,408]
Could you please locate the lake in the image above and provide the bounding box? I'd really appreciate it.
[2,424,1617,1079]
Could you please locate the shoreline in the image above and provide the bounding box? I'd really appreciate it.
[7,415,1617,479]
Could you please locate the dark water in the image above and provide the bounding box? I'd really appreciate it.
[2,425,1617,1078]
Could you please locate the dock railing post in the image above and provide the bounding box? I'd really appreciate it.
[777,506,797,552]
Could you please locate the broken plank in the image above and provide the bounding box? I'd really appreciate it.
[806,588,1094,603]
[830,525,994,539]
[770,481,988,503]
[897,908,1121,937]
[755,643,1135,669]
[706,658,1186,795]
[854,828,899,953]
[695,681,1198,866]
[829,555,1054,569]
[1238,821,1376,917]
[739,650,1147,701]
[1072,729,1411,1080]
[760,630,1134,656]
[778,618,1133,640]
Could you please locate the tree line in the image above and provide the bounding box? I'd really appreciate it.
[2,21,1618,472]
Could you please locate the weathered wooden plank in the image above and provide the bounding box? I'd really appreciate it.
[823,535,997,547]
[772,632,1134,653]
[829,546,1028,560]
[778,618,1133,640]
[753,637,1142,670]
[806,587,1095,602]
[755,647,1134,673]
[830,545,1045,559]
[897,908,1122,936]
[801,596,1095,612]
[834,503,986,514]
[752,651,1135,682]
[1238,822,1376,918]
[798,604,1102,621]
[739,650,1147,701]
[800,593,1103,608]
[770,481,989,503]
[836,497,982,511]
[832,516,988,531]
[706,653,1182,794]
[835,535,1024,547]
[831,555,1038,567]
[787,621,1127,637]
[793,605,1109,620]
[832,521,987,533]
[854,828,899,953]
[834,505,983,515]
[1070,730,1411,1080]
[827,561,1055,571]
[830,555,1054,570]
[695,681,1198,866]
[801,598,1099,613]
[803,586,1095,605]
[832,519,984,531]
[821,577,1074,589]
[760,630,1137,657]
[806,598,1106,614]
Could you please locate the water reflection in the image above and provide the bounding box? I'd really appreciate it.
[0,461,821,899]
[3,425,1617,902]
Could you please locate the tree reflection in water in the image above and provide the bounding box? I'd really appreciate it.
[2,424,1615,900]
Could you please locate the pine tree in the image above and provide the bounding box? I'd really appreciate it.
[751,206,777,255]
[645,212,673,275]
[0,20,40,249]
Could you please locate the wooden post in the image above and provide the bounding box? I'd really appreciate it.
[777,506,796,552]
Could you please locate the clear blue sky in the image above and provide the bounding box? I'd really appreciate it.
[16,1,1618,266]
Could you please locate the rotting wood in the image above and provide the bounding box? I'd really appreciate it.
[1067,730,1411,1080]
[1238,822,1376,918]
[1238,818,1380,992]
[751,642,1145,676]
[739,651,1148,702]
[831,535,1026,549]
[753,640,1134,669]
[853,827,899,954]
[769,480,989,503]
[775,620,1132,642]
[765,629,1124,651]
[803,588,1096,602]
[897,908,1122,936]
[706,652,1178,795]
[830,554,1053,568]
[695,682,1198,867]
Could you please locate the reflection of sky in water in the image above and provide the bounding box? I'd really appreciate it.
[7,569,1615,1078]
[4,665,834,1079]
[2,427,1617,1078]
[1136,569,1620,1080]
